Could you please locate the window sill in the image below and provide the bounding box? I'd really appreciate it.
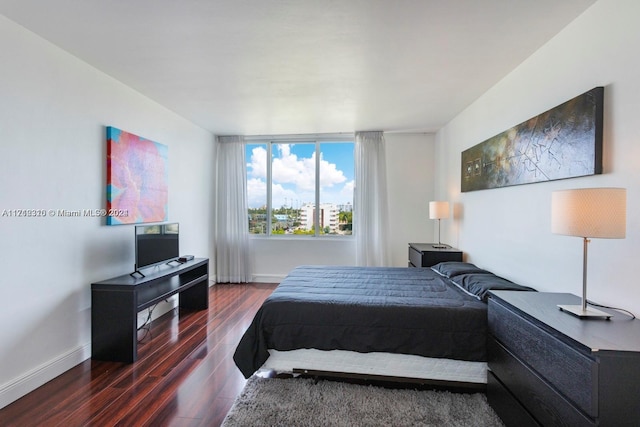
[249,235,354,241]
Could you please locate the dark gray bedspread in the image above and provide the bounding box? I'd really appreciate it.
[233,265,488,378]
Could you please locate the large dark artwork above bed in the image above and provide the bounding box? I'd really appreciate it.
[461,87,603,192]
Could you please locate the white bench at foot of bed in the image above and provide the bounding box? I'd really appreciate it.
[259,349,487,387]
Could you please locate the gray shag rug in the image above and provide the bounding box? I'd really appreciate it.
[222,376,504,426]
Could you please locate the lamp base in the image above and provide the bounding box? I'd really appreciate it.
[557,304,611,319]
[431,244,451,249]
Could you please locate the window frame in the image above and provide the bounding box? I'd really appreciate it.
[245,134,354,239]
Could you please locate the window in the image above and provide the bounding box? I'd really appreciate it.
[246,136,354,237]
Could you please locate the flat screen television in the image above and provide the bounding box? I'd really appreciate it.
[135,222,179,271]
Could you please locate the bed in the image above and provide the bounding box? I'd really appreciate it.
[233,262,534,388]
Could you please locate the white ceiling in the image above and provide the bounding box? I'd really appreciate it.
[0,0,596,136]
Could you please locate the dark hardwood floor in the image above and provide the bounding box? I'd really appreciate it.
[0,282,277,427]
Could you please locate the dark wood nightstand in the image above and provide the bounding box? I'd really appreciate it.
[487,291,640,426]
[408,243,463,267]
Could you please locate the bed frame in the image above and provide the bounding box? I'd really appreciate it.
[259,349,487,391]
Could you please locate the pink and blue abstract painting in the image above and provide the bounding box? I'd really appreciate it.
[106,126,168,225]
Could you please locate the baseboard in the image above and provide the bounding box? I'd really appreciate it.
[208,274,284,284]
[251,274,285,283]
[0,301,180,409]
[0,343,91,410]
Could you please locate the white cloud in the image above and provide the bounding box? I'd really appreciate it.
[272,145,316,191]
[271,144,347,192]
[247,177,313,208]
[247,177,266,207]
[340,180,355,199]
[319,152,347,189]
[273,183,312,208]
[247,146,267,179]
[247,144,352,208]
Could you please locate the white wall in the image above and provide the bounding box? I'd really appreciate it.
[435,0,640,315]
[251,132,435,280]
[0,16,215,408]
[386,133,436,266]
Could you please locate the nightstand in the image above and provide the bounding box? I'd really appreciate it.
[408,243,462,267]
[487,291,640,426]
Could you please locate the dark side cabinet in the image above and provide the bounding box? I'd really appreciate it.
[487,291,640,427]
[91,258,209,363]
[408,243,462,267]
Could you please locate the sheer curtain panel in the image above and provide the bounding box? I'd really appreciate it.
[354,131,391,267]
[215,136,251,283]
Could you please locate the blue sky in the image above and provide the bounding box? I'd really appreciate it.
[246,142,354,209]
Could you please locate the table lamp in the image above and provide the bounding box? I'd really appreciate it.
[429,201,450,249]
[551,187,626,319]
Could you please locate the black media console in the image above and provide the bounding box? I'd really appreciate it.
[91,258,209,363]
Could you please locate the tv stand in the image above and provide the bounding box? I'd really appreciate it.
[129,258,184,278]
[130,270,145,278]
[91,258,209,363]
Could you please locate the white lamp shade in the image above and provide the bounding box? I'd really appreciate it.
[429,201,450,220]
[551,188,626,238]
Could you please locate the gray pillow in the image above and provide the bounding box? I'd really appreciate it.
[430,262,492,278]
[451,273,536,302]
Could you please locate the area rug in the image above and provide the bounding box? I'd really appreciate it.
[222,376,504,426]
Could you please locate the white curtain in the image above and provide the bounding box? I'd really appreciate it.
[215,136,251,282]
[354,131,391,267]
